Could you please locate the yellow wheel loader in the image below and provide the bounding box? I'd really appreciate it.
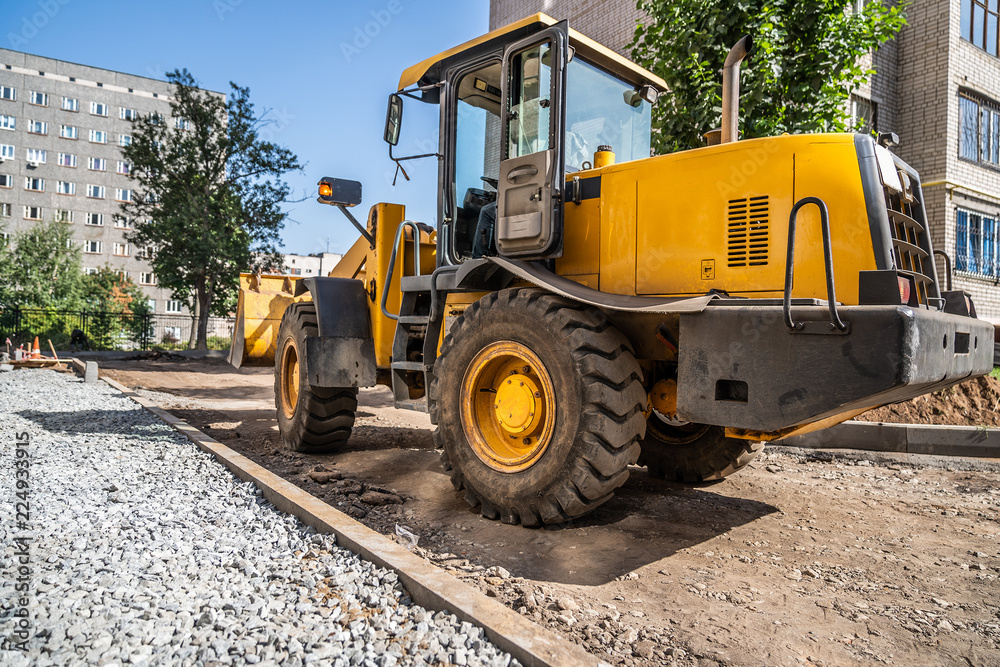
[230,14,994,526]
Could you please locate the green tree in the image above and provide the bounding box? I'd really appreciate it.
[119,69,296,350]
[0,220,84,309]
[80,267,153,350]
[631,0,907,154]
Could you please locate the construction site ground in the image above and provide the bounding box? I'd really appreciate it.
[93,356,1000,667]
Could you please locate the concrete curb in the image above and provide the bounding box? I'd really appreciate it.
[96,374,599,667]
[782,420,1000,458]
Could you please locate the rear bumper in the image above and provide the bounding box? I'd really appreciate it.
[677,303,995,433]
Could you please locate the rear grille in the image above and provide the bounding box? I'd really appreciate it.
[883,174,935,304]
[727,195,770,268]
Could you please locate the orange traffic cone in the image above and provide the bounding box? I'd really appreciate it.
[31,336,41,359]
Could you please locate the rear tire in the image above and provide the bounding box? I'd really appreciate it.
[638,417,763,483]
[274,302,358,453]
[431,288,646,526]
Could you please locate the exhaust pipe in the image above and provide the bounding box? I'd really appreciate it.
[721,35,753,144]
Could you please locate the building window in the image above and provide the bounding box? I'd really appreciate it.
[961,0,1000,57]
[139,272,156,285]
[60,124,78,139]
[62,96,78,112]
[114,215,134,228]
[113,242,130,256]
[959,93,1000,167]
[56,181,75,195]
[84,240,102,254]
[116,160,131,175]
[174,117,189,130]
[55,209,73,223]
[0,202,12,217]
[86,184,105,199]
[25,148,46,164]
[120,107,139,121]
[23,205,43,220]
[0,174,11,188]
[82,267,99,275]
[115,188,133,202]
[138,245,154,259]
[89,129,107,144]
[0,115,15,131]
[88,157,107,171]
[119,134,132,147]
[956,208,999,276]
[27,120,46,135]
[28,91,48,106]
[850,95,877,135]
[0,86,15,102]
[85,212,104,226]
[0,143,13,160]
[90,101,109,116]
[147,299,156,313]
[24,177,44,192]
[166,299,183,313]
[58,152,77,167]
[148,113,163,125]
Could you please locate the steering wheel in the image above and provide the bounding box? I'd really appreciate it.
[481,176,499,190]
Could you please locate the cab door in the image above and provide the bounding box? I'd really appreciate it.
[496,23,568,259]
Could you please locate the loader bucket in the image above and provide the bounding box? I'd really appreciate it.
[228,273,308,368]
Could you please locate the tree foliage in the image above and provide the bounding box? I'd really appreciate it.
[81,267,152,316]
[119,69,297,349]
[0,220,84,309]
[630,0,907,153]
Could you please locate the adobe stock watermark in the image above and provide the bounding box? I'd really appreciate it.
[257,107,296,143]
[213,0,242,21]
[341,0,407,64]
[3,431,33,653]
[7,0,72,49]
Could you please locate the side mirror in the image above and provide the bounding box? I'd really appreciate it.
[384,94,403,146]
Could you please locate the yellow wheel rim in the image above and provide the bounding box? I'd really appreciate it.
[280,341,300,419]
[460,341,555,473]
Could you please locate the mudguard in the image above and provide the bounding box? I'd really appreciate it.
[296,277,377,388]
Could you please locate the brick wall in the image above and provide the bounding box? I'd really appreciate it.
[490,0,647,57]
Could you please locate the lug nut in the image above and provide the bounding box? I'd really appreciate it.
[519,381,524,386]
[522,438,531,445]
[522,365,530,373]
[533,391,541,398]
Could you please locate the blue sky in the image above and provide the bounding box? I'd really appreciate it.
[4,0,490,254]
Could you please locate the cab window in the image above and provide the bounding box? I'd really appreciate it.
[453,63,502,258]
[565,58,651,172]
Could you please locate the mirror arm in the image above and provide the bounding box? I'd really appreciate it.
[387,142,444,186]
[336,204,376,248]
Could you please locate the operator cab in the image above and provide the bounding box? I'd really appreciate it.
[384,13,665,265]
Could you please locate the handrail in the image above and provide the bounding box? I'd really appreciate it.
[380,221,424,321]
[933,249,953,291]
[783,197,847,333]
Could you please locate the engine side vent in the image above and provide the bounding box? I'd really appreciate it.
[727,195,770,267]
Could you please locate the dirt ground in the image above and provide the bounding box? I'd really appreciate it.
[92,357,1000,667]
[856,374,1000,428]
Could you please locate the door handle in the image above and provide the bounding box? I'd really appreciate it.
[506,165,538,182]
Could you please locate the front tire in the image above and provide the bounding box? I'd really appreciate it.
[638,416,763,483]
[274,302,358,453]
[431,288,646,526]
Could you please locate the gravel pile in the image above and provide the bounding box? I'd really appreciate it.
[0,369,518,667]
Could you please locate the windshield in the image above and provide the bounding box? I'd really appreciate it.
[565,57,652,172]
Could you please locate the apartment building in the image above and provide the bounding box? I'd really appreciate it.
[0,48,224,316]
[281,251,344,277]
[489,0,1000,323]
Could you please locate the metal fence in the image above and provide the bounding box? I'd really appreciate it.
[0,307,235,352]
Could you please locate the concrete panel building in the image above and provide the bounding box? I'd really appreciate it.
[0,49,224,316]
[490,0,1000,323]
